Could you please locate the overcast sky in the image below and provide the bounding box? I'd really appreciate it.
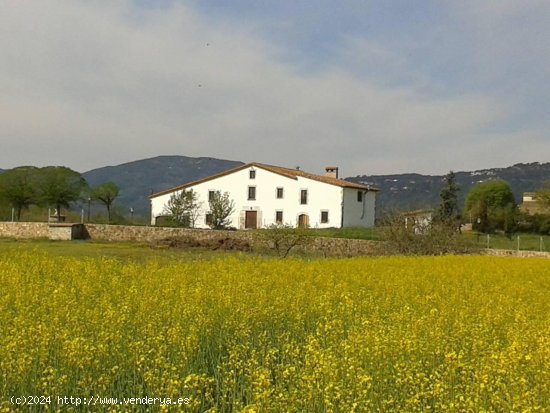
[1,1,548,176]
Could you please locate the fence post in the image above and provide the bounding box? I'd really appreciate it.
[517,235,520,252]
[486,234,490,249]
[541,237,544,252]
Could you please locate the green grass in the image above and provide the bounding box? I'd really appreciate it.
[305,227,549,252]
[463,232,550,252]
[0,239,245,262]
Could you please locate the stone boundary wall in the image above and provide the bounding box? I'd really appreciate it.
[0,222,49,239]
[84,224,380,257]
[302,236,382,257]
[84,224,254,243]
[0,222,380,257]
[1,222,549,258]
[484,249,550,259]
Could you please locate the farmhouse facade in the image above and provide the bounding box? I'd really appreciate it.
[149,163,378,229]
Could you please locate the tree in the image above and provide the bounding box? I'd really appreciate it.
[535,180,550,210]
[91,182,120,223]
[257,223,311,258]
[464,180,517,234]
[162,189,202,228]
[38,166,88,221]
[0,166,39,221]
[436,171,460,226]
[208,191,235,229]
[380,211,477,255]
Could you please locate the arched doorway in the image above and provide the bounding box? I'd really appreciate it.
[297,214,309,228]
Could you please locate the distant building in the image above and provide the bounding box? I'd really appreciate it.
[403,209,433,234]
[149,163,379,229]
[520,192,549,215]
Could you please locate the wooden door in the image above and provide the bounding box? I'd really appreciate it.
[245,211,257,229]
[298,214,309,228]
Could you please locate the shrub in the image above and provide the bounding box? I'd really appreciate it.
[256,224,311,258]
[380,212,478,255]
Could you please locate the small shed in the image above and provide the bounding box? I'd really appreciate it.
[48,223,86,240]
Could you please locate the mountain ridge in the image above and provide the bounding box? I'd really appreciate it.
[347,162,550,214]
[81,155,244,217]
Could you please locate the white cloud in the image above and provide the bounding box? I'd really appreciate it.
[0,1,547,176]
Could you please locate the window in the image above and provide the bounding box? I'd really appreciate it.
[276,187,284,199]
[300,189,308,205]
[205,213,213,226]
[249,169,256,179]
[321,211,329,224]
[248,186,256,200]
[208,190,216,202]
[357,191,363,202]
[275,211,283,224]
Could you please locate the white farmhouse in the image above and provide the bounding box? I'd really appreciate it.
[149,163,378,229]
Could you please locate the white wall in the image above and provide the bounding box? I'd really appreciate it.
[342,188,376,227]
[150,166,345,228]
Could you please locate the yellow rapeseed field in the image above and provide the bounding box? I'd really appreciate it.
[0,252,548,412]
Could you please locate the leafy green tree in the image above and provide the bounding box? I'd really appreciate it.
[535,180,550,210]
[162,189,202,228]
[208,191,235,229]
[38,166,88,221]
[91,182,120,223]
[0,166,39,220]
[464,180,517,234]
[436,171,460,225]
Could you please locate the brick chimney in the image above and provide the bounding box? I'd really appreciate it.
[325,166,339,179]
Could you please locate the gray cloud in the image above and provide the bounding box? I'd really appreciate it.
[0,1,547,177]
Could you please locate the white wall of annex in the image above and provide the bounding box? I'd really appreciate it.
[342,188,376,227]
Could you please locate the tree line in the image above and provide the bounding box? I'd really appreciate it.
[0,166,120,223]
[3,164,548,234]
[434,172,550,235]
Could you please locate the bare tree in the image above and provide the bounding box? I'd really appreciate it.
[257,223,311,258]
[380,211,477,255]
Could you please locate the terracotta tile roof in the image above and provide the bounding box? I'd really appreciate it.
[254,163,379,190]
[149,162,379,198]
